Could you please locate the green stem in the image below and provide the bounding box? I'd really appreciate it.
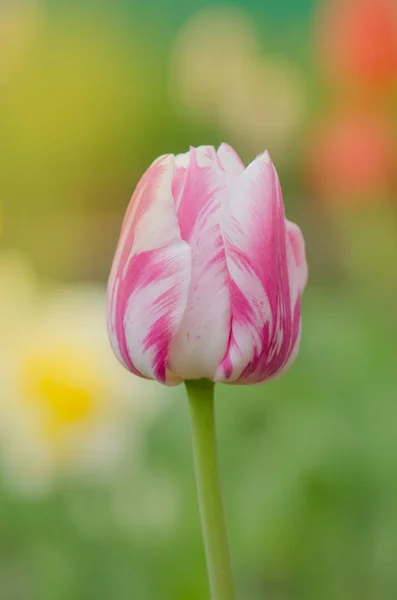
[185,379,236,600]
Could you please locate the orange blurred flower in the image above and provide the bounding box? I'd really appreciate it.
[316,0,397,91]
[305,111,397,204]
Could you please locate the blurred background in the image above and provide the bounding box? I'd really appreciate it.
[1,0,397,598]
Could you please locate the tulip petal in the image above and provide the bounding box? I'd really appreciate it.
[217,143,245,175]
[286,220,308,297]
[172,151,190,210]
[107,155,191,384]
[168,146,231,379]
[215,152,305,383]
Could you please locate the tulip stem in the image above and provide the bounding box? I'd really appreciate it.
[185,379,235,600]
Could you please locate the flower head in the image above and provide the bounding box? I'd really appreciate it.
[316,0,397,90]
[107,144,307,386]
[0,257,162,492]
[305,111,396,204]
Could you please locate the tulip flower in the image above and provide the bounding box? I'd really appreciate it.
[316,0,397,90]
[305,112,396,204]
[107,144,307,600]
[107,144,307,386]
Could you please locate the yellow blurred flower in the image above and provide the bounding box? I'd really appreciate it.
[0,0,42,85]
[171,6,306,157]
[0,255,164,493]
[218,57,306,158]
[170,6,258,118]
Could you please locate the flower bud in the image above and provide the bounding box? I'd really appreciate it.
[107,144,307,385]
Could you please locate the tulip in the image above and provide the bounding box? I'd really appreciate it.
[316,0,397,90]
[305,111,396,204]
[107,144,307,386]
[107,144,307,600]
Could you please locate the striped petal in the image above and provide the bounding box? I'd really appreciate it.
[217,143,245,175]
[286,220,308,298]
[172,151,190,210]
[168,146,231,379]
[107,155,191,384]
[215,151,305,383]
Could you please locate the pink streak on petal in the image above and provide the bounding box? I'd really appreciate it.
[169,146,231,380]
[107,154,191,384]
[217,143,246,175]
[286,220,308,294]
[108,156,171,375]
[121,245,190,382]
[113,251,160,377]
[172,151,190,209]
[176,146,219,241]
[215,151,307,384]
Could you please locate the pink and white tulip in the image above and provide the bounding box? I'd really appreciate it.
[107,144,307,386]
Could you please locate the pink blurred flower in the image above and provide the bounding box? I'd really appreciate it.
[305,112,397,203]
[107,145,307,386]
[316,0,397,90]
